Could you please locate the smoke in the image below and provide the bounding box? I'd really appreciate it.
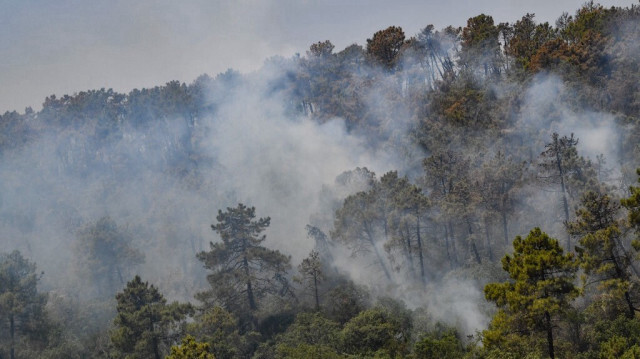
[2,6,638,343]
[518,73,623,180]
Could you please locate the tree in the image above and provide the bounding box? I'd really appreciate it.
[340,307,408,357]
[167,335,215,359]
[484,228,579,358]
[622,169,640,247]
[380,171,431,283]
[569,191,638,318]
[331,190,392,280]
[477,151,523,249]
[111,276,192,359]
[422,150,473,266]
[274,312,342,358]
[366,26,406,70]
[0,251,49,359]
[75,217,144,298]
[187,306,249,359]
[196,204,292,330]
[506,14,556,71]
[414,325,466,359]
[538,132,597,251]
[460,14,501,77]
[295,250,324,311]
[307,40,335,59]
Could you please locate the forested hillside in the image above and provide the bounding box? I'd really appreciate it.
[1,2,640,358]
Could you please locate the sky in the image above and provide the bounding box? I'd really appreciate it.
[0,0,637,114]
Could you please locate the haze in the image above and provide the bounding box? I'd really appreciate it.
[0,0,636,113]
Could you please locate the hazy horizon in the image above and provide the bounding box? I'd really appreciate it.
[1,0,637,114]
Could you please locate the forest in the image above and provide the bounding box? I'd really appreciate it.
[1,2,640,358]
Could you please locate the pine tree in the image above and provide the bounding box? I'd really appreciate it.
[0,251,49,359]
[111,276,192,359]
[295,250,324,311]
[196,204,292,331]
[484,228,578,358]
[570,191,637,317]
[75,217,144,298]
[166,335,215,359]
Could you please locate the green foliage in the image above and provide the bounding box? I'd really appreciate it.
[579,315,640,358]
[366,26,406,70]
[274,312,342,357]
[295,250,325,310]
[484,228,578,358]
[622,169,640,248]
[111,276,192,359]
[187,306,246,359]
[460,14,501,76]
[414,327,465,359]
[323,280,370,325]
[570,191,637,318]
[196,204,292,331]
[167,335,215,359]
[0,251,51,359]
[506,14,556,70]
[340,307,408,357]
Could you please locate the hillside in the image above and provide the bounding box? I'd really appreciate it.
[1,2,640,358]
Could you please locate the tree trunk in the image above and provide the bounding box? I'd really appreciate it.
[611,251,635,318]
[467,219,482,264]
[502,210,509,245]
[313,272,320,311]
[625,291,635,319]
[443,223,453,267]
[448,221,459,266]
[152,332,161,359]
[415,210,426,284]
[10,313,14,359]
[366,228,391,280]
[546,311,555,359]
[404,222,416,278]
[555,144,571,252]
[484,217,493,261]
[244,255,257,311]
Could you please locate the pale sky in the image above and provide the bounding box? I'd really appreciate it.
[0,0,637,113]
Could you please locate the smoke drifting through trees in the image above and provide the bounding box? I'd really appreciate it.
[0,2,640,357]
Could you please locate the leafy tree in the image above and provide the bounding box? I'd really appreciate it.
[622,169,640,247]
[380,171,431,283]
[412,25,457,86]
[570,191,637,318]
[323,280,370,325]
[274,312,342,358]
[295,250,324,311]
[167,335,215,359]
[460,14,501,77]
[538,133,597,251]
[477,151,524,248]
[340,307,408,357]
[187,306,261,359]
[414,326,466,359]
[75,217,144,298]
[196,204,292,330]
[505,14,556,71]
[581,315,640,358]
[111,276,192,359]
[484,228,579,358]
[422,150,475,266]
[332,190,392,280]
[366,26,406,70]
[307,40,335,59]
[0,251,49,359]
